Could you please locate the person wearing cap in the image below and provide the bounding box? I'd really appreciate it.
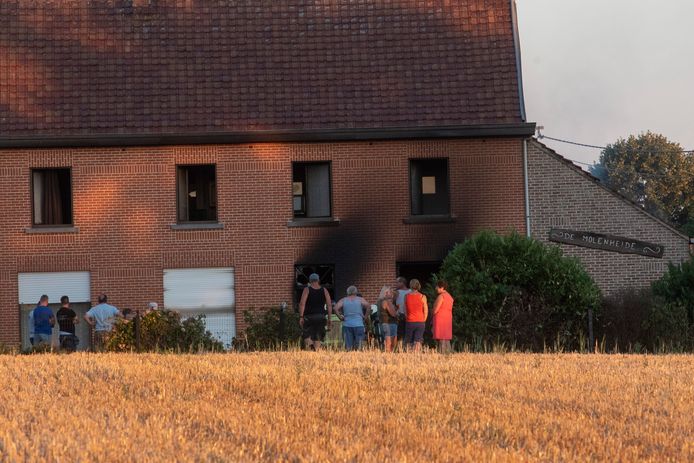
[298,273,333,350]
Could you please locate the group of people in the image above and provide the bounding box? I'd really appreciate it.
[30,277,453,353]
[27,293,147,352]
[298,274,454,352]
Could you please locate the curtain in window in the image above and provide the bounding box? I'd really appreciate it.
[33,170,63,225]
[32,171,43,224]
[306,164,331,217]
[42,170,63,225]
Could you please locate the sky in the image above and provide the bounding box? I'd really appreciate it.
[516,0,694,167]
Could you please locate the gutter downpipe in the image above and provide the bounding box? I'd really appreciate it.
[523,138,531,237]
[511,0,531,237]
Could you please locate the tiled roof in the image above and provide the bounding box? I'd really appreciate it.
[0,0,523,137]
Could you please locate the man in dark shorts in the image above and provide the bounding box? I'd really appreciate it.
[298,273,333,350]
[56,295,79,352]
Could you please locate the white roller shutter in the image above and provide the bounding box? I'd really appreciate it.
[18,272,91,304]
[163,268,235,348]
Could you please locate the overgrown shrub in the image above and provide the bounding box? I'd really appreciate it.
[597,287,653,352]
[241,307,302,350]
[652,259,694,324]
[642,300,692,352]
[107,309,224,352]
[435,231,601,351]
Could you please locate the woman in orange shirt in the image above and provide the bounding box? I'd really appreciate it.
[404,279,428,352]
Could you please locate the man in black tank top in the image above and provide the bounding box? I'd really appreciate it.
[299,273,333,350]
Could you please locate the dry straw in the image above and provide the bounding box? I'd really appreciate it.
[1,352,693,462]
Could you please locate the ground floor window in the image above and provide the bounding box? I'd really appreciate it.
[163,267,235,349]
[18,271,91,351]
[294,264,335,306]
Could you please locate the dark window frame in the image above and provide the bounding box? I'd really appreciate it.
[294,263,336,307]
[408,158,451,216]
[30,167,74,227]
[175,164,218,224]
[292,161,333,219]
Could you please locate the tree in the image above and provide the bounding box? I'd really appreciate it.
[590,132,693,229]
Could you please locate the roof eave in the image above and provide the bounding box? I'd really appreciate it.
[0,123,536,149]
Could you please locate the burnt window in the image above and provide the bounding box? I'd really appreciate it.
[177,165,217,222]
[32,168,73,226]
[292,162,331,218]
[396,261,443,290]
[294,264,335,306]
[410,159,450,215]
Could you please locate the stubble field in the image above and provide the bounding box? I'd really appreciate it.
[1,352,693,462]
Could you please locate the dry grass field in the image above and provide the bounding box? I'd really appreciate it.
[1,352,693,462]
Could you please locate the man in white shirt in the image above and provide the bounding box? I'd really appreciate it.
[84,294,122,352]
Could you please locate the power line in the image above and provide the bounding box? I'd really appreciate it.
[539,134,606,150]
[567,157,671,181]
[537,131,694,154]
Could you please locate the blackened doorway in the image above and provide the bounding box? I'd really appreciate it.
[396,261,442,289]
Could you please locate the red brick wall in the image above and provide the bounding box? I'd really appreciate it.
[527,140,690,296]
[0,138,526,344]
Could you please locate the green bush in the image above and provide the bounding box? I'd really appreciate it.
[240,307,302,351]
[435,231,600,351]
[107,309,224,352]
[652,259,694,324]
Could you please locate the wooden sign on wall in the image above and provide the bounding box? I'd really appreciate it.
[549,228,664,258]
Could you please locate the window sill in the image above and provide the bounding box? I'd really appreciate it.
[403,214,457,224]
[287,217,340,228]
[25,226,79,234]
[170,222,224,230]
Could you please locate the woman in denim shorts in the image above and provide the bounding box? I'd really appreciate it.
[377,285,398,352]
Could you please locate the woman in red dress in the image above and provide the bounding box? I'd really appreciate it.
[431,280,454,353]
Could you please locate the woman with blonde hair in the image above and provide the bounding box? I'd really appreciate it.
[376,285,398,352]
[404,279,428,352]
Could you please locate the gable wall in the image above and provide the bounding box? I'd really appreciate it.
[528,140,690,296]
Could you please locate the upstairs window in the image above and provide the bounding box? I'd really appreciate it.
[410,159,450,215]
[32,168,73,226]
[177,165,217,222]
[292,162,331,218]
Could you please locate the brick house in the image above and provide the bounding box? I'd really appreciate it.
[0,0,534,348]
[2,1,687,349]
